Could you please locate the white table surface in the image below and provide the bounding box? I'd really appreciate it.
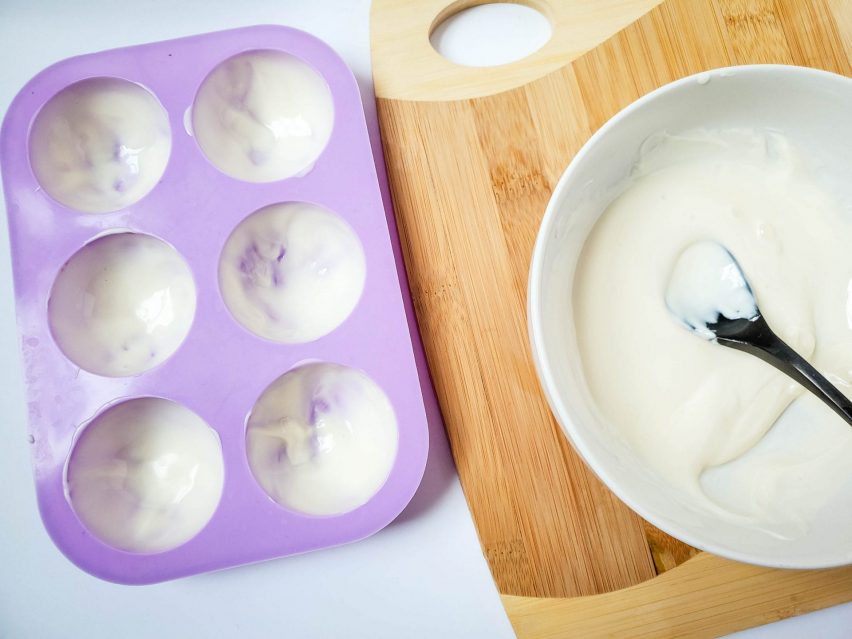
[0,2,850,638]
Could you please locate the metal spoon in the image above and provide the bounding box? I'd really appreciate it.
[665,240,852,427]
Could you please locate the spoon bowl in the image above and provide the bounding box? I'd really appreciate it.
[665,240,852,429]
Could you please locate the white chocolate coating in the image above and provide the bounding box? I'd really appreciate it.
[49,233,196,377]
[218,202,365,343]
[66,398,224,553]
[29,77,171,213]
[246,363,398,516]
[192,50,334,182]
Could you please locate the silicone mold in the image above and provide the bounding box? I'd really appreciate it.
[0,25,429,584]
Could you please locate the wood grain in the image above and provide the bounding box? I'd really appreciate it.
[371,0,662,101]
[502,553,852,638]
[379,91,659,599]
[372,0,852,633]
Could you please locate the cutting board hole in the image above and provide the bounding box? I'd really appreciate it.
[430,3,551,67]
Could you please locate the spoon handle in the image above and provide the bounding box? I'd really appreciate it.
[714,316,852,428]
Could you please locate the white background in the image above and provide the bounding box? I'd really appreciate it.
[0,2,850,638]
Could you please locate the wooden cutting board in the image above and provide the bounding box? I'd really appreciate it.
[371,0,852,636]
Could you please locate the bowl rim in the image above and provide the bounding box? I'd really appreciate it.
[527,63,852,569]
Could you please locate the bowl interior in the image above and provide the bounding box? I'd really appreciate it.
[530,65,852,568]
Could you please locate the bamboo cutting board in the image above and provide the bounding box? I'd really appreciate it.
[371,0,852,636]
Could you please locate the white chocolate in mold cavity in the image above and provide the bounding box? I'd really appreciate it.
[218,202,365,343]
[29,77,171,214]
[49,233,196,377]
[66,398,224,553]
[246,363,398,516]
[191,50,334,182]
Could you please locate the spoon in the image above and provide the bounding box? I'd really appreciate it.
[665,240,852,427]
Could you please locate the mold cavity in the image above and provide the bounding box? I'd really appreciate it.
[191,50,334,182]
[48,232,196,377]
[245,363,398,516]
[218,202,365,343]
[430,3,551,67]
[66,398,224,553]
[29,77,171,214]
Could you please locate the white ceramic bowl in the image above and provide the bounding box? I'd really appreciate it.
[528,65,852,568]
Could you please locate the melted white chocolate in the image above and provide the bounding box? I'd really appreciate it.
[49,233,196,377]
[573,129,852,537]
[29,77,171,213]
[218,202,365,344]
[246,363,398,516]
[192,50,334,182]
[66,398,224,553]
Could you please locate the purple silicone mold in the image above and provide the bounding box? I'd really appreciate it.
[0,25,429,584]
